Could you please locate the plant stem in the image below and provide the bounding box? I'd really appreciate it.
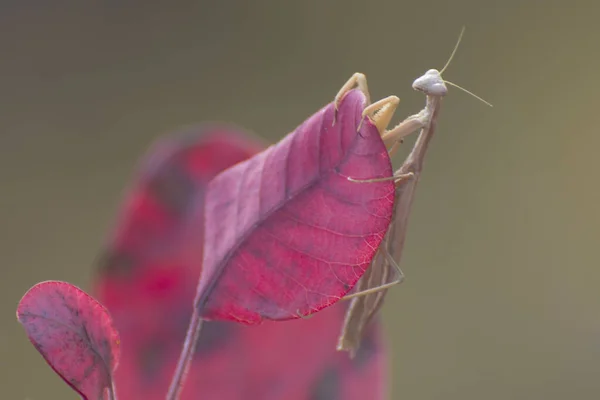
[107,381,118,400]
[166,310,204,400]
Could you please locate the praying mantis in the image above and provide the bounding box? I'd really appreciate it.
[335,27,491,356]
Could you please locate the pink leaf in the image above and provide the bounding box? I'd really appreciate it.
[93,124,389,399]
[17,281,120,400]
[197,89,395,324]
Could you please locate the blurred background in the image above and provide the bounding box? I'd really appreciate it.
[1,2,598,399]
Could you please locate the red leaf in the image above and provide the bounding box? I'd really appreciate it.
[93,124,389,399]
[17,280,120,400]
[94,125,265,340]
[197,89,395,323]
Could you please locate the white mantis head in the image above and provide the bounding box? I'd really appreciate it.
[412,69,448,97]
[412,27,493,107]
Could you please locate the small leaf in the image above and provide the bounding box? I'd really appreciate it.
[17,280,120,400]
[197,89,395,324]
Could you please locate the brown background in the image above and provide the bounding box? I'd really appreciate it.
[1,2,599,399]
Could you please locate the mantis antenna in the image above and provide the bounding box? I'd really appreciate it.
[440,26,493,107]
[440,26,465,75]
[444,80,493,107]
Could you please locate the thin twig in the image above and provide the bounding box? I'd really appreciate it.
[166,309,204,400]
[105,378,118,400]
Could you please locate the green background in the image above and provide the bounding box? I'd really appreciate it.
[2,2,598,399]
